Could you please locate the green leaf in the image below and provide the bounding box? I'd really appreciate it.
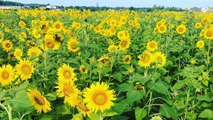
[132,73,149,84]
[46,92,57,101]
[11,90,32,111]
[118,82,134,92]
[199,109,213,119]
[197,94,213,102]
[89,113,100,120]
[126,90,144,104]
[103,110,118,117]
[56,105,71,115]
[112,73,123,82]
[148,81,169,95]
[135,107,147,120]
[112,100,128,114]
[160,104,178,119]
[171,80,186,91]
[41,115,53,120]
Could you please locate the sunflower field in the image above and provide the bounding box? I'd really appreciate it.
[0,9,213,120]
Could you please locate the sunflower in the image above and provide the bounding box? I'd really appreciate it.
[153,52,166,67]
[123,55,132,64]
[147,40,158,52]
[176,25,186,34]
[56,80,80,106]
[98,55,112,68]
[108,27,116,36]
[16,59,35,80]
[0,31,3,43]
[44,34,55,49]
[204,28,213,40]
[119,39,130,51]
[19,32,27,41]
[27,47,42,57]
[195,22,202,29]
[57,64,77,81]
[2,40,13,52]
[108,45,118,53]
[27,89,51,113]
[54,33,64,42]
[32,29,41,39]
[83,82,116,113]
[14,48,23,60]
[138,51,153,67]
[53,21,63,31]
[196,40,204,49]
[157,25,167,34]
[8,52,14,59]
[117,30,130,40]
[79,65,88,74]
[19,21,26,28]
[67,38,80,52]
[76,99,92,117]
[0,64,16,86]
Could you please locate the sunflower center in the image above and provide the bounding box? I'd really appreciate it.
[125,57,130,62]
[63,70,71,79]
[157,56,163,63]
[1,70,9,80]
[63,83,74,96]
[121,40,128,47]
[55,24,61,29]
[160,26,165,31]
[141,54,150,62]
[22,65,31,75]
[34,95,45,105]
[46,41,54,48]
[92,92,107,105]
[6,43,11,48]
[206,30,212,37]
[178,27,183,32]
[149,42,156,49]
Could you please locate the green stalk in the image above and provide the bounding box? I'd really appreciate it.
[184,88,190,119]
[0,103,12,120]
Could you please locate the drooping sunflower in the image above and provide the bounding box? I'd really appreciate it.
[27,89,51,113]
[57,64,77,81]
[204,28,213,40]
[2,40,13,52]
[176,25,186,35]
[123,55,132,64]
[153,52,166,67]
[56,80,81,106]
[83,82,116,113]
[119,38,130,51]
[196,40,204,49]
[147,40,158,52]
[14,48,23,60]
[76,99,92,117]
[79,65,88,74]
[67,38,80,52]
[0,64,16,86]
[138,51,153,67]
[16,59,35,80]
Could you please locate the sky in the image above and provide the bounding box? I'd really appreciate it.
[12,0,213,8]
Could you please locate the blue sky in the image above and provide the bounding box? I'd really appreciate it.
[13,0,213,8]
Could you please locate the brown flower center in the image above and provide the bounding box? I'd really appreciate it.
[34,95,45,105]
[1,70,9,80]
[92,92,107,105]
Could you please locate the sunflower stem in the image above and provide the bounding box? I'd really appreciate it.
[0,103,12,120]
[98,111,103,120]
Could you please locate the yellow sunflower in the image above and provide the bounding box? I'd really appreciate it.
[32,29,41,39]
[16,59,35,80]
[196,40,204,49]
[0,64,16,86]
[76,99,92,117]
[204,28,213,40]
[119,38,130,51]
[19,32,27,41]
[53,21,63,31]
[14,48,23,60]
[2,40,13,52]
[147,40,158,52]
[176,25,186,34]
[67,38,80,52]
[108,45,118,53]
[195,22,202,29]
[83,82,116,113]
[57,64,77,81]
[138,51,153,67]
[157,25,167,34]
[27,47,42,57]
[0,31,3,43]
[153,52,166,67]
[19,21,26,28]
[79,65,88,74]
[27,89,51,113]
[123,55,132,64]
[56,80,81,106]
[44,34,55,50]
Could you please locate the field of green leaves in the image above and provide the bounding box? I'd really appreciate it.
[0,9,213,120]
